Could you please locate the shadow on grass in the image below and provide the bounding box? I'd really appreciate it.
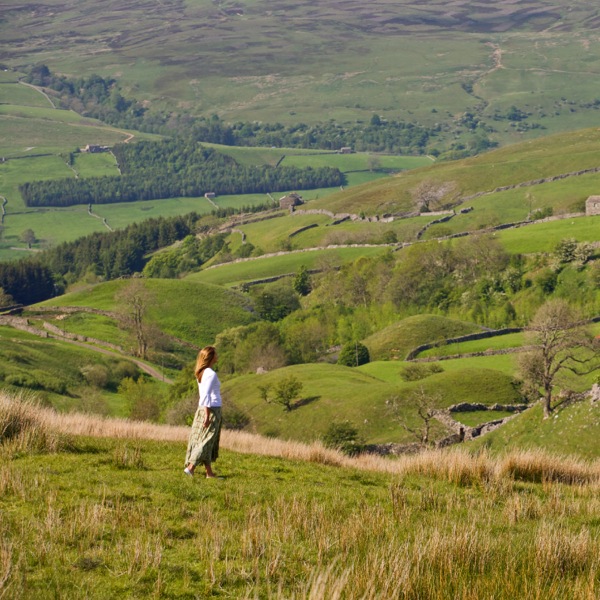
[291,395,321,410]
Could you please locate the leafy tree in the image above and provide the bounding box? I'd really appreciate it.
[20,229,36,248]
[323,421,364,456]
[273,375,303,411]
[337,341,370,367]
[518,299,600,419]
[118,377,162,422]
[293,265,312,296]
[0,287,14,308]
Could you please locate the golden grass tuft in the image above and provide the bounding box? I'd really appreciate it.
[2,390,600,488]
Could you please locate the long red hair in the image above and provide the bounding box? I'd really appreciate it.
[195,346,216,382]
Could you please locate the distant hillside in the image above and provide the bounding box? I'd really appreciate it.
[363,315,483,361]
[4,0,600,150]
[38,279,256,346]
[469,400,600,459]
[308,128,600,216]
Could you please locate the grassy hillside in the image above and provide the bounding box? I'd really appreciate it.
[221,362,522,444]
[470,401,600,460]
[363,314,483,361]
[185,246,387,287]
[0,327,143,414]
[309,127,600,216]
[2,396,600,599]
[5,0,600,150]
[37,279,256,347]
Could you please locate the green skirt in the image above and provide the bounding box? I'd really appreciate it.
[184,406,222,467]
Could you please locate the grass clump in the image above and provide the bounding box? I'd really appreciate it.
[0,392,70,456]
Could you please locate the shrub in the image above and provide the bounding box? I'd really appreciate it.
[5,372,39,389]
[337,342,370,367]
[81,364,110,389]
[400,362,444,382]
[322,421,364,456]
[0,393,68,454]
[223,405,250,430]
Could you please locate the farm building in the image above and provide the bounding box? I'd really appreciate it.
[586,196,600,216]
[339,147,353,154]
[81,144,109,153]
[204,192,216,199]
[279,193,304,210]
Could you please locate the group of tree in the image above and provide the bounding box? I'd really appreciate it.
[23,65,441,155]
[20,139,343,208]
[0,213,200,304]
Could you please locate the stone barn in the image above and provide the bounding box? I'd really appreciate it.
[279,193,304,211]
[586,196,600,216]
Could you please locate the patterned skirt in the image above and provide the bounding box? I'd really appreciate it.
[184,406,222,467]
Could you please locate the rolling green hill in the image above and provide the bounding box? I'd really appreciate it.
[470,401,600,459]
[221,362,522,444]
[37,279,256,347]
[363,314,483,361]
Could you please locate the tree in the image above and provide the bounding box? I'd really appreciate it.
[20,229,36,248]
[293,265,312,296]
[116,280,155,359]
[273,375,303,411]
[337,341,370,367]
[518,299,600,419]
[0,286,14,308]
[323,421,364,456]
[390,387,441,447]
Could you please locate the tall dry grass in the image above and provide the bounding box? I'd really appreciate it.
[2,391,600,486]
[2,390,600,599]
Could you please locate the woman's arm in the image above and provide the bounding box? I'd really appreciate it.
[203,406,212,428]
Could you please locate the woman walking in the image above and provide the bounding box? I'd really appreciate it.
[184,346,222,478]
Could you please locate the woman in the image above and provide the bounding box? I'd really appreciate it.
[184,345,222,478]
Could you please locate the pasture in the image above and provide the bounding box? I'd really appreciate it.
[4,0,600,153]
[184,246,388,287]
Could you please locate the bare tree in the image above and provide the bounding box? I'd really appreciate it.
[390,386,441,446]
[411,180,457,212]
[116,280,155,359]
[519,299,600,419]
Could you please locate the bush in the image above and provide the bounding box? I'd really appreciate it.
[81,364,110,389]
[337,342,370,367]
[399,362,444,382]
[322,421,364,456]
[5,372,39,389]
[223,404,251,430]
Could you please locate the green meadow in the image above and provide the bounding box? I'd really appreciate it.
[38,279,256,347]
[3,413,600,599]
[185,247,388,287]
[221,362,521,444]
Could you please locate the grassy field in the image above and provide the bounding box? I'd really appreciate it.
[497,215,600,254]
[0,327,140,415]
[472,401,600,460]
[185,247,388,287]
[363,314,483,361]
[37,279,256,347]
[5,0,600,153]
[2,397,600,598]
[419,332,526,358]
[222,362,522,444]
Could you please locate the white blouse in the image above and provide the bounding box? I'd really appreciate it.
[198,368,222,407]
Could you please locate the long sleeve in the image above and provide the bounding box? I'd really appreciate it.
[198,368,222,407]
